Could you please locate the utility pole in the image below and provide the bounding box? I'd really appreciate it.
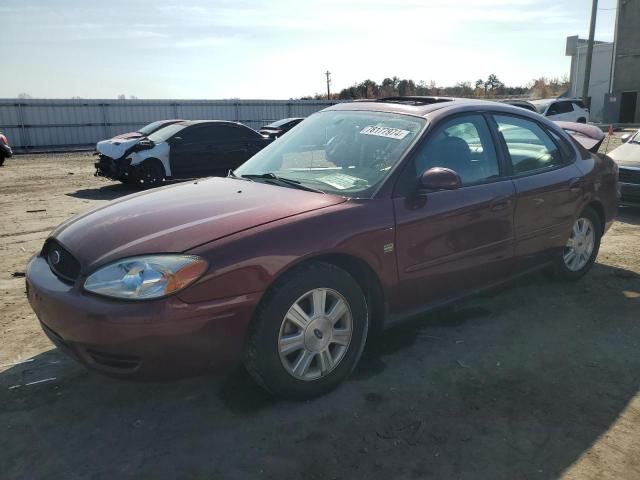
[582,0,598,108]
[325,70,331,100]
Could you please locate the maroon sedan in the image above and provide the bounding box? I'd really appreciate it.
[26,97,618,398]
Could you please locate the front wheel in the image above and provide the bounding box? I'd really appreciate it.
[245,262,368,399]
[554,207,601,280]
[135,160,165,188]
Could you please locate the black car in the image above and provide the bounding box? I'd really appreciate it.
[95,120,271,187]
[0,130,12,166]
[259,118,304,139]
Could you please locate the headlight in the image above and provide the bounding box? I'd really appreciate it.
[84,255,208,300]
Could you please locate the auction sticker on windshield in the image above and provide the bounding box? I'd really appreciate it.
[360,125,410,140]
[318,173,368,190]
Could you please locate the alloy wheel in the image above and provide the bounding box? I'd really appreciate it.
[563,217,595,271]
[278,288,353,381]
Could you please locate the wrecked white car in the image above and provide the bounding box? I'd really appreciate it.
[94,120,271,187]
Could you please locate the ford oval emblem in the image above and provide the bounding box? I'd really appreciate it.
[49,250,61,265]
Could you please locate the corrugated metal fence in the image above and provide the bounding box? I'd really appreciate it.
[0,99,339,152]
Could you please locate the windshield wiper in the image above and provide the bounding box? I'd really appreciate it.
[240,173,325,194]
[228,169,254,181]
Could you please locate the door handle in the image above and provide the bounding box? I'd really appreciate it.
[568,178,584,193]
[490,196,511,212]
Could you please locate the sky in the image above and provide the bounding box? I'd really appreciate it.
[1,0,618,99]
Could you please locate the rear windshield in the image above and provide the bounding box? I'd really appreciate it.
[265,118,297,128]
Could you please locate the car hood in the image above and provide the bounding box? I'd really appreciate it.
[51,178,347,272]
[96,137,142,159]
[608,142,640,167]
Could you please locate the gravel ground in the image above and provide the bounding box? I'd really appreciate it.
[1,142,639,479]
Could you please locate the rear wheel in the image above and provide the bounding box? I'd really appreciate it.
[245,262,368,399]
[135,160,165,188]
[554,207,601,280]
[577,117,587,123]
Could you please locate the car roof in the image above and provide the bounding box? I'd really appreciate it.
[325,96,545,119]
[529,98,582,106]
[262,118,304,128]
[175,120,247,127]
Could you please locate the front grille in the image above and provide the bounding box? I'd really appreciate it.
[619,168,640,185]
[43,239,81,283]
[86,349,141,371]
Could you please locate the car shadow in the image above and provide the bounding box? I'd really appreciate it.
[66,183,139,200]
[2,263,639,479]
[618,205,640,225]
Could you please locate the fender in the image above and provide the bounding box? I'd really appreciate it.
[126,142,172,176]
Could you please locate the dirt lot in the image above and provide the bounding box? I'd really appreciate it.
[1,149,639,480]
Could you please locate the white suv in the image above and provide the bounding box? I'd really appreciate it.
[531,99,590,123]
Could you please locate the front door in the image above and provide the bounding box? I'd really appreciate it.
[392,113,516,314]
[169,125,218,178]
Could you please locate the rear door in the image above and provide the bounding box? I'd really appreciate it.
[392,113,516,312]
[216,124,268,171]
[492,114,584,270]
[546,101,575,121]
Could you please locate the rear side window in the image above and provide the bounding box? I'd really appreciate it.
[217,125,259,141]
[572,100,586,110]
[494,115,567,175]
[548,101,573,115]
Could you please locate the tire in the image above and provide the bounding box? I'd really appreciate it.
[135,159,165,188]
[0,156,4,167]
[553,207,602,280]
[245,262,369,399]
[577,117,587,124]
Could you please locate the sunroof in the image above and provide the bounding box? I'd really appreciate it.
[375,96,454,106]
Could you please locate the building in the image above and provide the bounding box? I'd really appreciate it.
[605,0,640,123]
[565,35,613,122]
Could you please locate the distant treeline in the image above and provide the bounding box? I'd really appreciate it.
[301,75,569,100]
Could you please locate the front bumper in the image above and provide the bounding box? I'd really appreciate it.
[620,182,640,206]
[0,142,12,158]
[94,154,130,181]
[26,255,260,379]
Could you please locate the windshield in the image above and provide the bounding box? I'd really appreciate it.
[533,102,551,114]
[148,123,187,143]
[138,120,170,135]
[235,110,426,197]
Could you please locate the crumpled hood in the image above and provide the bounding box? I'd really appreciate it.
[51,178,347,273]
[96,137,142,160]
[609,142,640,167]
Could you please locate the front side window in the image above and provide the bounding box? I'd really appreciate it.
[495,115,566,174]
[413,114,500,185]
[234,110,426,197]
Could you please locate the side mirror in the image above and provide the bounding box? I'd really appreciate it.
[621,133,631,142]
[420,167,462,191]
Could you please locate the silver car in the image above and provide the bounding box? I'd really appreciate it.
[609,130,640,206]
